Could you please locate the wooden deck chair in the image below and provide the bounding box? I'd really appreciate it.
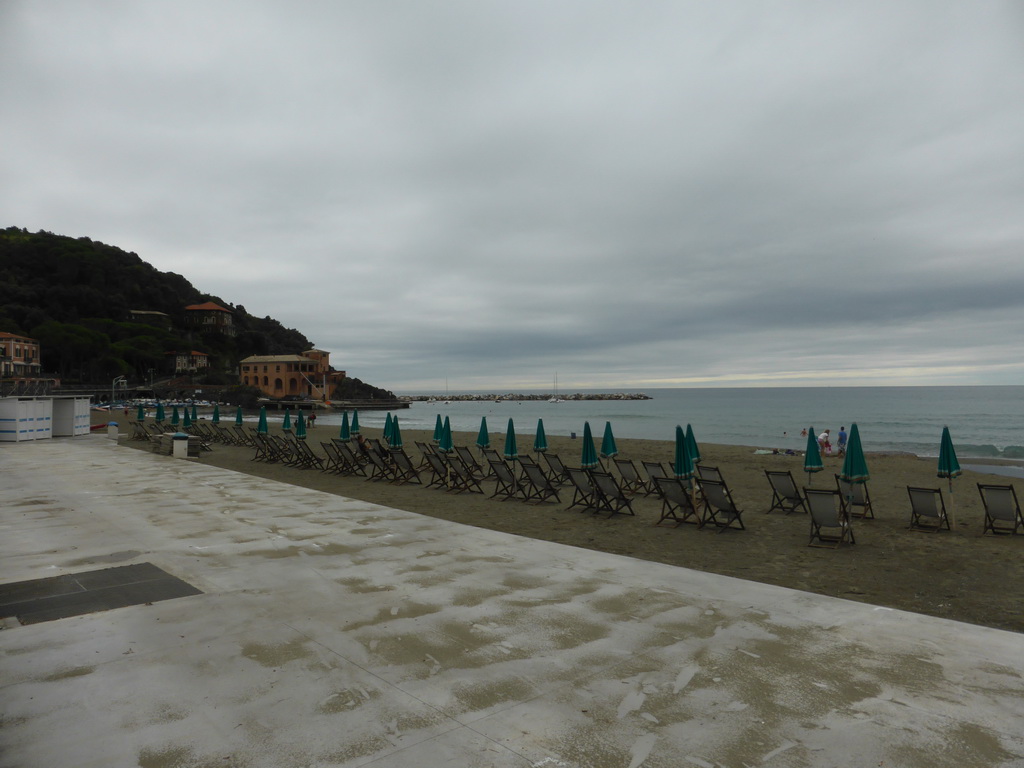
[447,454,484,494]
[765,470,808,514]
[612,458,646,495]
[390,449,422,485]
[130,421,151,441]
[700,478,745,532]
[333,439,367,476]
[542,453,571,486]
[589,471,636,517]
[488,458,521,501]
[652,476,701,527]
[292,439,325,469]
[977,483,1024,535]
[363,445,396,482]
[210,423,235,444]
[250,433,274,462]
[234,426,256,447]
[520,461,561,504]
[565,467,600,513]
[641,461,670,496]
[835,474,874,519]
[907,486,950,532]
[516,454,546,483]
[321,441,345,473]
[455,445,486,480]
[415,441,436,470]
[273,436,302,467]
[696,464,723,482]
[805,487,854,548]
[422,452,451,490]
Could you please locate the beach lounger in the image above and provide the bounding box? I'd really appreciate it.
[234,426,256,447]
[333,439,367,476]
[835,474,874,519]
[696,464,723,483]
[542,453,571,486]
[519,461,561,504]
[415,441,436,469]
[805,487,854,548]
[455,445,486,480]
[641,461,670,496]
[565,467,599,513]
[447,454,484,494]
[321,441,345,473]
[390,449,422,485]
[652,476,701,527]
[130,421,151,441]
[612,458,646,495]
[292,439,324,470]
[488,459,521,501]
[589,471,635,517]
[765,470,808,514]
[363,444,396,482]
[977,483,1024,535]
[422,452,451,490]
[907,486,950,532]
[699,478,745,532]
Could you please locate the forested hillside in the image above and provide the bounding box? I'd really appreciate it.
[0,227,313,383]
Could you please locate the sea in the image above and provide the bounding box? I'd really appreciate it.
[300,386,1024,461]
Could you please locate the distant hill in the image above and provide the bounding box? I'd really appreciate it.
[0,227,390,398]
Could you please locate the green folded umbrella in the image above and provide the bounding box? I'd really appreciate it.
[600,421,618,459]
[476,417,490,449]
[438,416,453,453]
[383,412,394,445]
[171,406,180,426]
[350,410,360,435]
[685,424,701,465]
[580,421,599,469]
[155,402,165,422]
[182,408,192,428]
[938,425,962,526]
[674,425,695,482]
[257,406,268,434]
[433,414,443,443]
[235,406,243,426]
[503,418,518,460]
[136,403,145,421]
[212,404,220,424]
[390,416,403,449]
[534,418,548,453]
[804,425,823,485]
[282,408,292,431]
[191,405,198,422]
[295,410,307,439]
[839,423,869,485]
[339,411,351,440]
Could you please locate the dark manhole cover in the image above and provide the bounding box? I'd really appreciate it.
[0,562,202,625]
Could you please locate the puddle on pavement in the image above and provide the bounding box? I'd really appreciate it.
[241,637,312,667]
[42,666,95,682]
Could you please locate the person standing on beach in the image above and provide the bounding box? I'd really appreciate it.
[837,426,847,456]
[308,410,316,429]
[818,429,830,456]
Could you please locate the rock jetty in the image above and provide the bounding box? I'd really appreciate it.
[404,392,651,402]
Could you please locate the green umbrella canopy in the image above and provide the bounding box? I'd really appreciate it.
[191,405,198,422]
[136,403,145,421]
[476,416,490,449]
[600,421,618,459]
[839,423,870,484]
[674,425,696,482]
[295,410,307,439]
[534,418,548,453]
[433,414,443,443]
[685,424,701,465]
[503,418,518,460]
[282,409,292,431]
[580,421,599,469]
[170,405,180,426]
[182,408,192,428]
[212,404,220,424]
[257,406,268,434]
[155,402,165,422]
[804,425,824,476]
[390,416,403,449]
[339,411,351,440]
[234,406,243,426]
[383,413,394,445]
[350,410,360,435]
[937,426,962,480]
[438,416,453,452]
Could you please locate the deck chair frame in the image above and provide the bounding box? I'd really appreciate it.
[612,458,646,495]
[765,470,808,514]
[519,462,561,504]
[542,453,570,486]
[805,487,854,548]
[652,476,701,527]
[700,477,745,532]
[977,483,1024,535]
[641,461,670,496]
[835,474,874,519]
[488,459,521,501]
[565,467,599,513]
[390,449,422,485]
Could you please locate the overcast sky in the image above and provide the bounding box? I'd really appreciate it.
[3,2,1023,392]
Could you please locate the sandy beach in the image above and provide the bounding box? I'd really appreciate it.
[116,416,1024,634]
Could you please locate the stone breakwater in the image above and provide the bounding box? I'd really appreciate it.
[403,392,651,402]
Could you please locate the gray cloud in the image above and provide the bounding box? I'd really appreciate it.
[3,1,1023,391]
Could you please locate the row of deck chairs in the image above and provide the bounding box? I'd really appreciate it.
[907,483,1024,536]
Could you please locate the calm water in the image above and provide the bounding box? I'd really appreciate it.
[299,386,1024,459]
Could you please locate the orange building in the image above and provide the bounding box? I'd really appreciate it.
[239,350,346,400]
[0,332,43,378]
[184,301,235,337]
